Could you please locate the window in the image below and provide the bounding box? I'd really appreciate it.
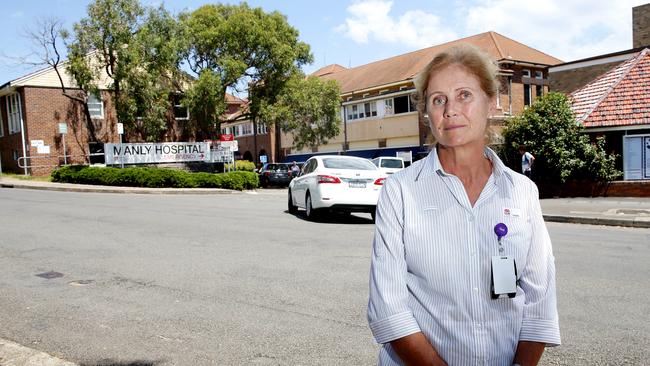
[237,122,252,136]
[364,102,377,117]
[221,127,231,135]
[7,93,22,134]
[536,85,543,98]
[522,69,531,78]
[384,99,394,115]
[12,150,19,160]
[524,84,531,107]
[351,105,358,120]
[173,95,189,120]
[256,123,268,135]
[322,157,376,170]
[535,70,543,79]
[87,94,104,119]
[394,95,415,114]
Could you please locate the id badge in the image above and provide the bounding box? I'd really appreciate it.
[491,256,517,299]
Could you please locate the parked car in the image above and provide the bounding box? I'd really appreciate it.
[288,155,385,221]
[371,156,405,175]
[258,163,293,187]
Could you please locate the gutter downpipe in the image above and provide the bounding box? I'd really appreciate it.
[342,103,348,154]
[18,90,28,176]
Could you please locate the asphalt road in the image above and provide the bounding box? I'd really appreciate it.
[0,188,648,366]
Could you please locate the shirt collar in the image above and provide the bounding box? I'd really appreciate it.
[416,145,515,185]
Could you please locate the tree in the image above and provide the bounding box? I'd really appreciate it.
[22,18,98,142]
[66,0,138,141]
[179,2,320,154]
[502,92,620,183]
[258,75,341,151]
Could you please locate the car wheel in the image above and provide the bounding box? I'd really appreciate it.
[288,189,298,214]
[305,192,319,221]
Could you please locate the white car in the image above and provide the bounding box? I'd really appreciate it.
[371,156,405,175]
[288,155,385,221]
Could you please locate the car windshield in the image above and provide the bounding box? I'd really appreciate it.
[380,159,403,169]
[322,158,377,170]
[266,164,288,171]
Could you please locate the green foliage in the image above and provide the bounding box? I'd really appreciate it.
[258,75,341,150]
[51,165,258,190]
[502,92,620,183]
[67,0,182,142]
[182,69,226,140]
[225,160,256,172]
[179,2,313,140]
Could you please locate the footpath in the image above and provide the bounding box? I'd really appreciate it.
[0,176,649,364]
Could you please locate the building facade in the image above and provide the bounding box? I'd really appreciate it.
[281,31,562,163]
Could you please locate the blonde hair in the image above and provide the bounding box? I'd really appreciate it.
[413,44,499,115]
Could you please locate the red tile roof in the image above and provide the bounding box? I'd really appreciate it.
[316,31,563,94]
[570,48,650,128]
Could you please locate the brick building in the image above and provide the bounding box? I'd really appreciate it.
[0,64,119,176]
[281,31,562,162]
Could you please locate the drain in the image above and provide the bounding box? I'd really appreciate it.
[68,280,94,287]
[35,271,64,279]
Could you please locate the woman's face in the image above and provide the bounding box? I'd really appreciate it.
[425,64,495,148]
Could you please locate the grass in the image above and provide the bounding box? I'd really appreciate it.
[0,173,52,182]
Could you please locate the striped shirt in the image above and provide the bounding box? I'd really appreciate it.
[368,147,560,366]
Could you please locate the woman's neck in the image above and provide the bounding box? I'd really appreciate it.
[437,143,493,206]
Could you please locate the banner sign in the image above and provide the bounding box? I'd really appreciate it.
[104,142,210,165]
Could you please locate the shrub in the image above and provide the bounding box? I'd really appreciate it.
[225,160,256,172]
[51,165,258,190]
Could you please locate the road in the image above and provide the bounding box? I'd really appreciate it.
[0,188,648,365]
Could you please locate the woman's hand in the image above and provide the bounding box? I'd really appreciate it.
[390,332,448,366]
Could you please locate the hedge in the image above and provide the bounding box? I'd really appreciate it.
[51,165,259,190]
[225,160,256,172]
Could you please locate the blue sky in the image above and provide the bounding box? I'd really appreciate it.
[0,0,647,84]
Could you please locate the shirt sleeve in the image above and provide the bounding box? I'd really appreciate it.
[367,177,421,344]
[518,183,561,346]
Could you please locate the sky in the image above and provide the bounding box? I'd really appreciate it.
[0,0,648,85]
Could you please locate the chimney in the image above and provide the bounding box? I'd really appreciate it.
[633,3,650,48]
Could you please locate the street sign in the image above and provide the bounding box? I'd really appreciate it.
[260,155,268,164]
[58,122,68,134]
[220,134,234,141]
[117,123,124,135]
[221,140,239,152]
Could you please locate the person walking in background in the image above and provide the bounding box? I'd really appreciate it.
[368,45,560,366]
[519,145,535,178]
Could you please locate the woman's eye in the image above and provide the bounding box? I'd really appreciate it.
[432,96,446,106]
[459,91,472,100]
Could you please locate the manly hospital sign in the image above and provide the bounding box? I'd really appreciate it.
[104,142,210,165]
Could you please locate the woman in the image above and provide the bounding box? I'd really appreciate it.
[368,45,560,366]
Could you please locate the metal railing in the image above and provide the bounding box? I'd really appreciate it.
[17,152,105,169]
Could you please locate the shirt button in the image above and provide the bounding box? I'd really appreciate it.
[473,287,479,292]
[471,251,476,256]
[468,214,475,222]
[476,323,482,328]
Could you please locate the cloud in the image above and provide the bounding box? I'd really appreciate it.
[464,0,648,62]
[336,0,457,49]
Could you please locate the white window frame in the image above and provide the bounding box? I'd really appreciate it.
[524,84,532,107]
[534,70,543,79]
[522,69,531,78]
[172,95,189,120]
[256,123,268,135]
[384,99,394,115]
[87,94,104,119]
[7,93,23,134]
